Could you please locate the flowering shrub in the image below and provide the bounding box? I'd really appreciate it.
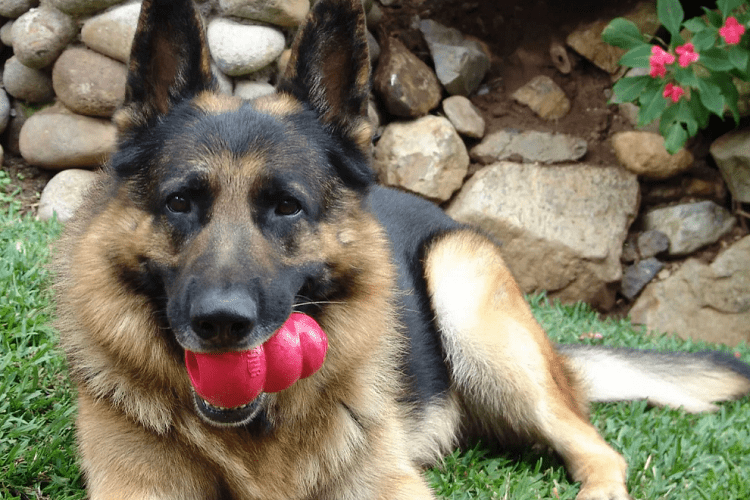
[603,0,750,153]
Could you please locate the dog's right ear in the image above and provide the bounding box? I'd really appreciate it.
[114,0,214,133]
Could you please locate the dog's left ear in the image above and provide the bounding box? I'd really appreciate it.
[115,0,215,133]
[277,0,372,153]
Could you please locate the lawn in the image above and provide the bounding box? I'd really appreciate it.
[2,172,749,499]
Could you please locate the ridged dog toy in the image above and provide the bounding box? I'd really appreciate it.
[185,313,328,408]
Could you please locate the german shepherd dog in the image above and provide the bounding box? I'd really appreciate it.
[54,0,750,498]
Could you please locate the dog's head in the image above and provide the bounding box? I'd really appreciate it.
[106,0,382,425]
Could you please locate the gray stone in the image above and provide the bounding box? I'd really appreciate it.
[47,0,124,16]
[38,168,99,222]
[630,235,750,346]
[373,115,469,201]
[80,1,140,63]
[19,104,117,168]
[12,6,75,69]
[3,55,54,102]
[373,36,442,118]
[0,89,10,135]
[709,128,750,203]
[212,64,233,96]
[637,230,669,258]
[219,0,309,27]
[442,95,485,138]
[512,75,570,120]
[234,80,275,100]
[52,47,127,117]
[419,19,490,96]
[612,131,693,179]
[0,0,37,18]
[643,201,736,256]
[367,30,380,64]
[470,129,587,164]
[447,162,639,306]
[207,18,286,77]
[621,257,664,300]
[1,20,14,46]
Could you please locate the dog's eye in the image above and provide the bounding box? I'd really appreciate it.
[275,196,301,217]
[166,194,191,214]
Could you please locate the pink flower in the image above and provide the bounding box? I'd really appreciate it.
[675,42,699,68]
[663,82,685,103]
[719,16,746,45]
[649,45,675,78]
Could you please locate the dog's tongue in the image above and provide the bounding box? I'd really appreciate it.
[185,313,328,409]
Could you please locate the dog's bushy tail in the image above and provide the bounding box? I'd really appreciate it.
[557,345,750,413]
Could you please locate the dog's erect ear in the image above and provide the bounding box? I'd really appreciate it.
[115,0,214,133]
[277,0,372,150]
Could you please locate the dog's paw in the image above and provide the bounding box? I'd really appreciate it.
[576,483,632,500]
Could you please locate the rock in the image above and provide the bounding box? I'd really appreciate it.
[52,47,127,117]
[206,18,286,77]
[11,6,75,69]
[80,1,140,63]
[612,131,693,179]
[470,129,587,164]
[630,235,750,346]
[419,19,490,96]
[566,1,659,74]
[512,75,570,120]
[1,20,14,46]
[621,257,663,300]
[212,64,233,95]
[709,128,750,203]
[0,0,37,18]
[643,201,736,256]
[373,115,469,201]
[447,162,639,306]
[19,104,117,168]
[5,100,28,155]
[373,36,442,118]
[3,55,54,102]
[219,0,309,27]
[0,89,10,135]
[367,30,380,64]
[442,95,485,138]
[47,0,124,16]
[366,1,382,29]
[38,168,99,222]
[234,80,275,100]
[637,229,669,258]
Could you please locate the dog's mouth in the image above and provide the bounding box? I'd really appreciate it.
[184,313,328,426]
[192,390,267,426]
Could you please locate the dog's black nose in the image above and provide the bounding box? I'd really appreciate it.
[189,288,257,345]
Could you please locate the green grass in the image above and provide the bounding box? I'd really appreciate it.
[1,175,749,499]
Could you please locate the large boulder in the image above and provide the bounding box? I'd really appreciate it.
[447,161,639,307]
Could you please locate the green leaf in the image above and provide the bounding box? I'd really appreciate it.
[602,18,647,49]
[683,17,708,33]
[658,0,684,40]
[691,29,718,51]
[689,93,711,129]
[696,78,726,116]
[729,46,750,72]
[678,99,699,136]
[638,86,669,125]
[659,102,681,136]
[672,67,700,87]
[620,44,654,68]
[700,47,735,71]
[717,0,744,18]
[716,77,741,123]
[664,122,689,153]
[703,7,723,27]
[611,75,652,103]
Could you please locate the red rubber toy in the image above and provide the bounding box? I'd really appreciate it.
[185,313,328,408]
